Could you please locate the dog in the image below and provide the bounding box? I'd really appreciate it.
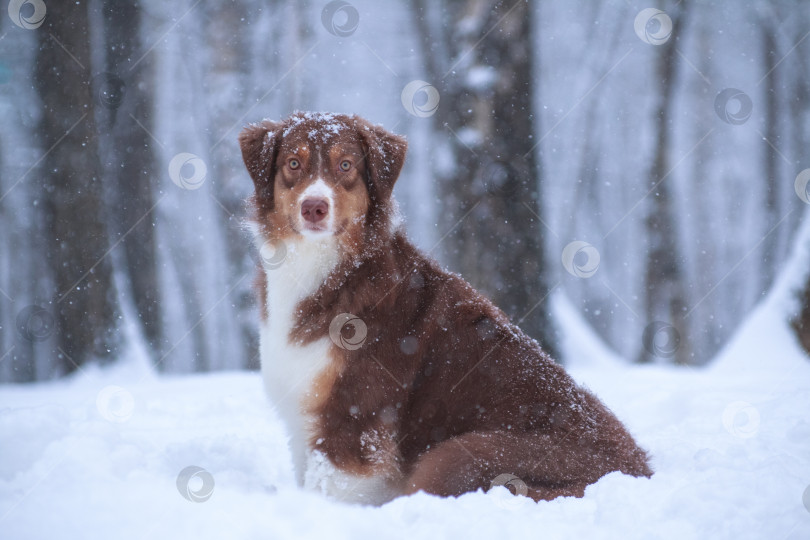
[239,111,652,505]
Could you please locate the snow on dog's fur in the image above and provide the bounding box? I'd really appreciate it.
[239,111,652,505]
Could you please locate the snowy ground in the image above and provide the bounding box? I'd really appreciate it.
[3,251,810,540]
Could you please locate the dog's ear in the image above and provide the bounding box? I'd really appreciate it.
[355,118,407,203]
[239,120,283,209]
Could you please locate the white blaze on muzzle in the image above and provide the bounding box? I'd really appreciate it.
[298,178,336,236]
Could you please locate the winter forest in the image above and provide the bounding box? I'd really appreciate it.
[2,0,810,539]
[1,0,810,378]
[2,0,810,380]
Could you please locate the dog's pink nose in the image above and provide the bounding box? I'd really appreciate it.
[301,198,329,223]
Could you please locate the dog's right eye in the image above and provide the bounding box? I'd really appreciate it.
[288,158,300,170]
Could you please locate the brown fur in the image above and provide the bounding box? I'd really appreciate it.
[240,112,652,502]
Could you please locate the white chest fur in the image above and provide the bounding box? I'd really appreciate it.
[259,236,339,485]
[258,235,401,505]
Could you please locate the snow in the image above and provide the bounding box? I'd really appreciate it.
[282,111,348,140]
[2,228,810,538]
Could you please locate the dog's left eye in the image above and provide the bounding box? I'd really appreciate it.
[339,160,352,172]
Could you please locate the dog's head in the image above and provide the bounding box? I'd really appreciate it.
[239,112,407,253]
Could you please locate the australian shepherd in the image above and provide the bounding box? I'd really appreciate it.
[239,111,652,505]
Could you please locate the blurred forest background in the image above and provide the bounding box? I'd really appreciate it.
[1,0,809,382]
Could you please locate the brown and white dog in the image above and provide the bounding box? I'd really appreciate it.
[239,111,652,505]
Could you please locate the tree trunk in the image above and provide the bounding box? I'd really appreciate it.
[412,0,558,358]
[205,0,261,370]
[760,21,780,293]
[638,4,691,365]
[787,0,810,355]
[791,212,810,355]
[100,0,163,357]
[34,2,120,372]
[794,272,810,355]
